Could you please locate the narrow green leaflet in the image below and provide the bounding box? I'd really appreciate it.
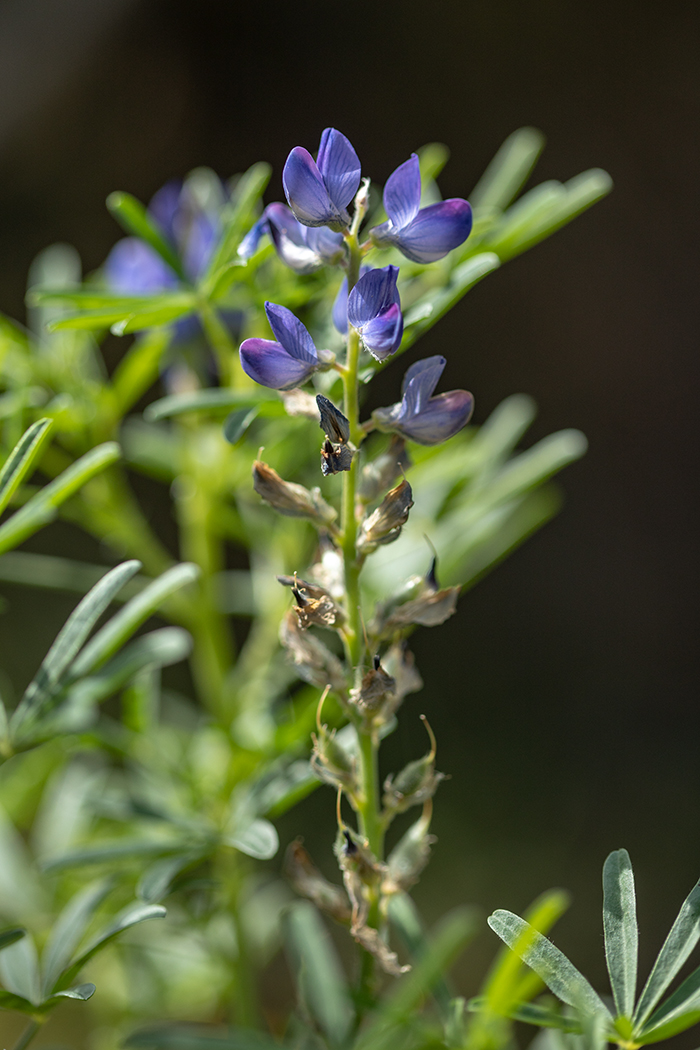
[41,878,113,995]
[470,127,547,211]
[106,191,184,277]
[634,875,700,1027]
[137,854,200,904]
[639,961,700,1042]
[69,562,199,677]
[0,442,121,555]
[67,627,193,707]
[482,889,571,1013]
[49,982,96,1001]
[224,818,279,861]
[388,893,452,1017]
[0,417,53,517]
[603,849,638,1018]
[203,160,272,284]
[0,927,26,951]
[0,550,144,597]
[11,560,142,734]
[223,407,259,445]
[283,900,353,1046]
[487,910,610,1018]
[45,294,196,332]
[56,902,166,991]
[42,839,188,873]
[467,997,583,1034]
[145,388,275,422]
[111,298,198,335]
[359,907,479,1050]
[110,328,172,416]
[0,931,41,1005]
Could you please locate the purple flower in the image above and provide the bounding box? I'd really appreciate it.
[331,264,371,334]
[239,203,345,273]
[283,128,361,231]
[105,179,223,295]
[370,154,472,264]
[372,356,474,444]
[347,266,403,361]
[239,302,321,390]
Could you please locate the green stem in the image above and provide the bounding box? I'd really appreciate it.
[199,302,234,387]
[13,1019,44,1050]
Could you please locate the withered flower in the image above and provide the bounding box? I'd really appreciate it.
[350,655,396,714]
[285,839,352,923]
[317,394,355,475]
[383,715,444,814]
[359,435,411,504]
[379,585,459,632]
[356,478,413,555]
[253,460,336,527]
[279,610,346,693]
[291,579,344,630]
[383,802,436,894]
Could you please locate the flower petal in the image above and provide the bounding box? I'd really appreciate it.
[305,225,345,265]
[267,205,321,273]
[360,303,403,361]
[239,338,317,390]
[383,154,421,229]
[148,180,182,244]
[264,302,318,364]
[394,199,473,263]
[104,238,178,295]
[400,355,445,407]
[332,277,349,334]
[316,128,361,211]
[394,390,474,444]
[347,266,400,329]
[183,211,219,281]
[283,146,346,228]
[238,214,270,259]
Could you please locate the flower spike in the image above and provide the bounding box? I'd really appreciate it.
[283,128,361,231]
[372,355,474,445]
[370,153,472,263]
[239,302,320,390]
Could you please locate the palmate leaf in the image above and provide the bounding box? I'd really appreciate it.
[603,849,638,1019]
[487,910,611,1019]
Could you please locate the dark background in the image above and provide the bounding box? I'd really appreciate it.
[0,0,699,1022]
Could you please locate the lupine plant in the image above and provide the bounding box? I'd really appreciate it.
[0,124,682,1050]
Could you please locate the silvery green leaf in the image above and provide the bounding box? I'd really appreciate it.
[41,878,113,995]
[0,417,53,517]
[224,819,278,860]
[137,854,200,904]
[470,127,546,211]
[0,927,25,951]
[638,959,700,1042]
[57,903,166,990]
[49,981,96,1001]
[125,1026,282,1049]
[634,875,700,1027]
[0,931,41,1005]
[603,849,638,1018]
[487,910,610,1018]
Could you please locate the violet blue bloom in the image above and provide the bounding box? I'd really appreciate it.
[372,355,474,444]
[283,128,361,231]
[370,154,472,264]
[239,302,321,390]
[347,266,403,361]
[104,238,179,296]
[331,264,371,334]
[239,203,344,274]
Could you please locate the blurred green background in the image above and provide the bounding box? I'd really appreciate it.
[0,0,698,1041]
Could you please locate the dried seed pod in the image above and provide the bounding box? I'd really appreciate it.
[285,839,352,923]
[253,460,337,526]
[383,716,444,814]
[279,610,347,693]
[359,435,411,504]
[384,802,436,894]
[311,725,357,791]
[356,478,413,555]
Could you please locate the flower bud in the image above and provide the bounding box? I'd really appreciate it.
[253,460,337,527]
[285,839,351,923]
[384,802,435,893]
[359,436,411,504]
[279,610,347,694]
[356,478,413,555]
